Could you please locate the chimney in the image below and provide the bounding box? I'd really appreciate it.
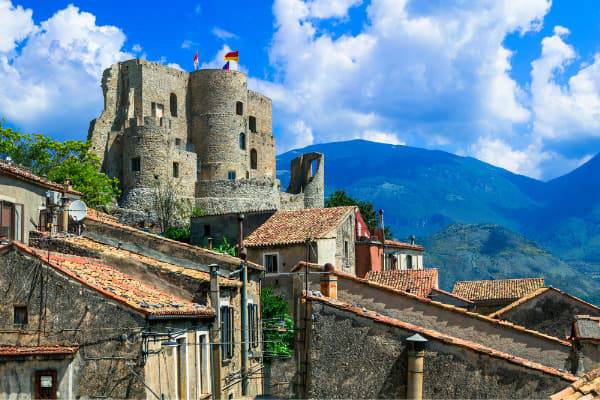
[207,237,213,250]
[320,263,337,299]
[410,235,416,245]
[406,333,428,400]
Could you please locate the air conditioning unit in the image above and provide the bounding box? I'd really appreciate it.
[46,190,62,206]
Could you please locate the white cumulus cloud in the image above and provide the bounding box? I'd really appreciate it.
[0,2,132,139]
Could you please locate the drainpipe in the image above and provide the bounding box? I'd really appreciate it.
[209,264,222,400]
[379,209,385,270]
[406,333,428,400]
[238,214,250,396]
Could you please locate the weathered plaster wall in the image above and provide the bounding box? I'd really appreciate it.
[497,289,600,339]
[0,176,48,244]
[0,249,147,398]
[195,178,281,215]
[247,244,314,274]
[306,301,571,399]
[302,274,574,371]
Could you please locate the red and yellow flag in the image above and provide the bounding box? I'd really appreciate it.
[224,51,239,62]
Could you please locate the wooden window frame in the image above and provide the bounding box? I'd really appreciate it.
[35,370,58,399]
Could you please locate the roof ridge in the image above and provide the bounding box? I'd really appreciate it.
[85,209,263,270]
[9,241,213,318]
[308,295,577,383]
[293,262,571,347]
[489,286,600,319]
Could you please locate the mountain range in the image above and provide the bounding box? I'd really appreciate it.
[276,140,600,301]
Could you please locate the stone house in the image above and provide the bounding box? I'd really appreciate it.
[452,277,546,314]
[0,160,81,244]
[1,208,265,399]
[300,294,576,399]
[571,315,600,374]
[245,206,358,275]
[488,287,600,339]
[0,242,214,399]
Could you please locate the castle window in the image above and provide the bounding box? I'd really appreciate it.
[173,162,179,178]
[236,101,243,116]
[151,102,164,118]
[239,132,246,150]
[131,157,141,172]
[227,171,236,180]
[13,305,27,326]
[250,149,257,170]
[175,138,181,147]
[249,116,257,133]
[170,93,178,117]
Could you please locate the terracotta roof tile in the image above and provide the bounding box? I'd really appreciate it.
[85,208,264,271]
[551,369,600,399]
[366,269,438,297]
[12,241,213,318]
[490,287,600,319]
[308,295,577,383]
[0,345,79,357]
[0,160,81,195]
[384,239,424,251]
[452,277,545,302]
[62,235,240,287]
[292,262,570,347]
[245,206,356,247]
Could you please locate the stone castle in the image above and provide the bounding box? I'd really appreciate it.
[88,59,323,215]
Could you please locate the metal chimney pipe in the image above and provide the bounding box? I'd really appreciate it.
[406,333,428,400]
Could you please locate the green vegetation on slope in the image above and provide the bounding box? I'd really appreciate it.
[425,224,600,305]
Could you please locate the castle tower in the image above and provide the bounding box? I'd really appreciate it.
[88,59,322,218]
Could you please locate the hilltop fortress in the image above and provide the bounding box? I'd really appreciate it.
[88,59,323,215]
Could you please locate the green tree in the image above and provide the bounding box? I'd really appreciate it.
[261,288,294,358]
[0,122,120,207]
[326,189,394,239]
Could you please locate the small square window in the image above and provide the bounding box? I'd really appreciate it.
[227,171,236,180]
[175,138,181,146]
[131,157,141,172]
[14,306,27,326]
[173,162,179,178]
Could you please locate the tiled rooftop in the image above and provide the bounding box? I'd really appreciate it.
[14,242,213,318]
[489,287,600,319]
[551,368,600,400]
[384,239,424,251]
[0,159,81,195]
[308,294,577,383]
[366,269,438,297]
[292,262,570,347]
[245,206,356,247]
[62,235,240,287]
[0,345,79,357]
[85,208,264,271]
[573,315,600,341]
[452,277,545,302]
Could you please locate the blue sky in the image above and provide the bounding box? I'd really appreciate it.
[1,0,600,180]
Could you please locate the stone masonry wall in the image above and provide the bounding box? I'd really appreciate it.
[497,289,600,339]
[306,301,571,399]
[0,249,147,398]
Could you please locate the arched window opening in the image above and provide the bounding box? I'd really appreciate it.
[239,132,246,150]
[236,101,243,115]
[250,149,258,170]
[170,93,178,117]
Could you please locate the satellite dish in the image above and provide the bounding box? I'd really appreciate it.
[68,200,88,222]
